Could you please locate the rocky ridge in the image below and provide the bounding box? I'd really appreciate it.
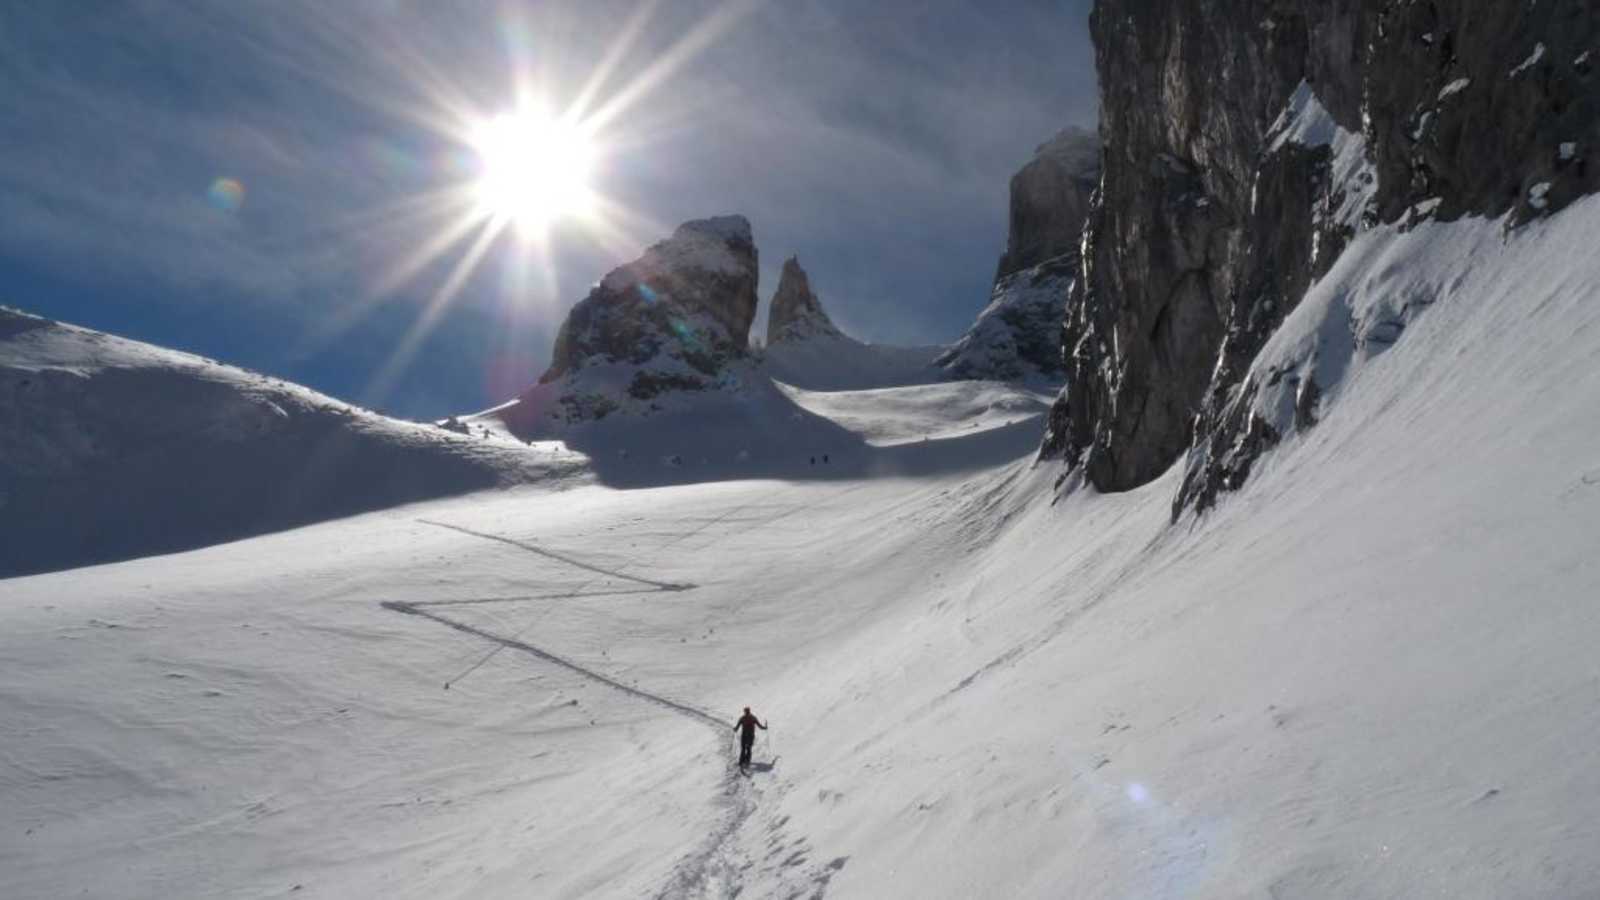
[1042,0,1600,516]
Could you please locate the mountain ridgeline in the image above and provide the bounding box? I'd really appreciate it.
[1040,0,1600,516]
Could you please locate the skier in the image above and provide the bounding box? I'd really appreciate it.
[733,707,767,771]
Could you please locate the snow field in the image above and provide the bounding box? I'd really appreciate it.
[4,198,1600,898]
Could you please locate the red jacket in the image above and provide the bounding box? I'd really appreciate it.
[735,713,766,740]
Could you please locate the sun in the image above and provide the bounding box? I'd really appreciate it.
[348,1,764,401]
[469,107,596,232]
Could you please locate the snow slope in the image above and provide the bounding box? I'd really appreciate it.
[487,358,874,487]
[485,361,1045,488]
[762,333,945,392]
[4,197,1600,898]
[0,309,583,577]
[778,379,1054,447]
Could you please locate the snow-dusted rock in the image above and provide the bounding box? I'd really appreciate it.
[765,257,841,344]
[759,256,944,391]
[508,216,759,431]
[934,254,1076,383]
[490,219,868,479]
[587,214,757,349]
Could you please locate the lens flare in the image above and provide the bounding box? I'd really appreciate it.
[299,1,764,404]
[207,177,246,212]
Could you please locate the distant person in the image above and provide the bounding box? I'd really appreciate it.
[733,707,767,771]
[809,456,815,465]
[823,454,829,464]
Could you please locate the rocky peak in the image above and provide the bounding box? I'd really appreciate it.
[995,127,1100,281]
[765,256,841,344]
[542,214,758,385]
[502,215,761,431]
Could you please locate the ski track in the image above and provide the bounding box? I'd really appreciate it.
[382,508,831,899]
[380,600,728,730]
[414,519,694,591]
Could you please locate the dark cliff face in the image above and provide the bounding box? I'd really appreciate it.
[541,215,758,386]
[765,256,841,345]
[995,128,1100,281]
[1044,0,1600,513]
[505,216,759,429]
[940,129,1099,382]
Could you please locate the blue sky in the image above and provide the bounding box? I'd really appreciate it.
[0,1,1096,418]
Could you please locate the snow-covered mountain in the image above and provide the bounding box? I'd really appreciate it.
[501,215,762,430]
[486,217,877,484]
[6,3,1600,898]
[4,194,1598,898]
[935,128,1098,383]
[0,307,581,577]
[933,255,1078,384]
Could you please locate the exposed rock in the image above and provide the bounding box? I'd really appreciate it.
[995,128,1100,281]
[941,129,1099,382]
[506,215,758,430]
[544,215,756,383]
[762,257,945,391]
[1043,0,1600,516]
[766,256,842,344]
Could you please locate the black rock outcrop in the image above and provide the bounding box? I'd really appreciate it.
[1043,0,1600,515]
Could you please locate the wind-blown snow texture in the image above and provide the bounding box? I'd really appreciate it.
[5,196,1600,898]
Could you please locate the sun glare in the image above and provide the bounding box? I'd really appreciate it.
[340,0,765,401]
[470,108,596,232]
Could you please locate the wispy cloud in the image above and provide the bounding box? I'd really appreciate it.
[0,0,1096,415]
